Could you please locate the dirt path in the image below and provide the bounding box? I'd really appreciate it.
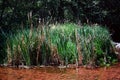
[0,63,120,80]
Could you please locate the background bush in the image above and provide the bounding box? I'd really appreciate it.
[0,0,120,41]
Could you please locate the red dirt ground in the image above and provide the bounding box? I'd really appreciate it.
[0,63,120,80]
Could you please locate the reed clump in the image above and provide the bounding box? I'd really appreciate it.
[3,23,117,67]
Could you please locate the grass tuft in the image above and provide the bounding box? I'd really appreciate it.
[2,23,117,67]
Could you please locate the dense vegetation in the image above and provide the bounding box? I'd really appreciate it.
[0,0,119,67]
[0,0,120,32]
[1,23,117,67]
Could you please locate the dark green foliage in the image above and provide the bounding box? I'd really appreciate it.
[0,31,6,64]
[1,0,120,36]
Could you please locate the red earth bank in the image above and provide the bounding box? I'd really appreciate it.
[0,63,120,80]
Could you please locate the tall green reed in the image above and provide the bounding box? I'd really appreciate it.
[4,23,116,67]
